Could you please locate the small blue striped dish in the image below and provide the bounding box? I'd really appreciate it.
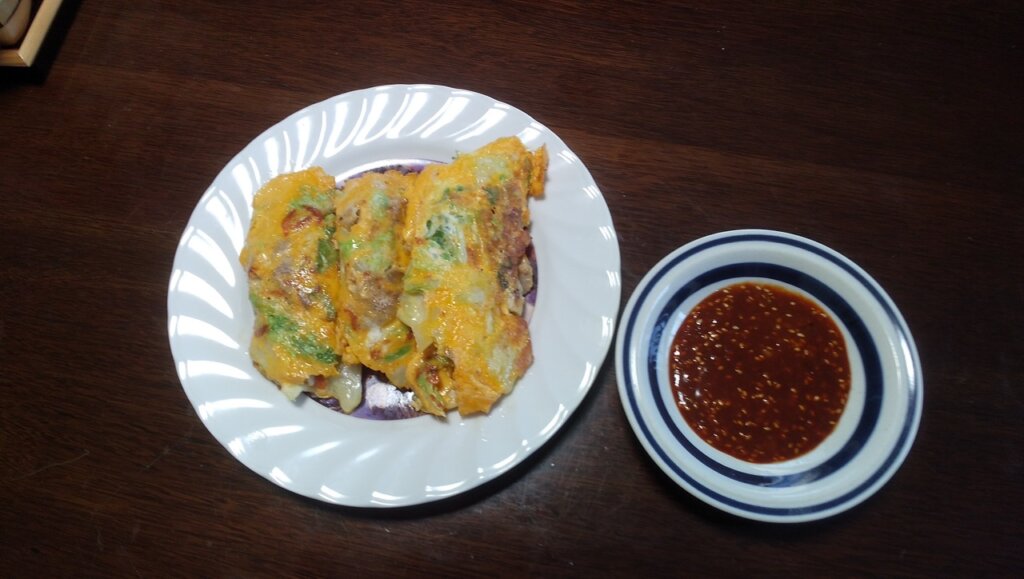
[616,230,922,523]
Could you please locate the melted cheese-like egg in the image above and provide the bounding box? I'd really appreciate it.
[399,137,547,415]
[241,138,547,416]
[239,167,343,394]
[334,170,417,387]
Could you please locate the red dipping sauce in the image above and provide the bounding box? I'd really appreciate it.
[668,282,850,463]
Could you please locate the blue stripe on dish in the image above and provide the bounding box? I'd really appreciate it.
[621,232,921,518]
[645,262,881,487]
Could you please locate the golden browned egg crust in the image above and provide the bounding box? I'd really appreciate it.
[239,167,343,400]
[240,137,547,416]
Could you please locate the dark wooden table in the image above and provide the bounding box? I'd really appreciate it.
[3,1,1022,576]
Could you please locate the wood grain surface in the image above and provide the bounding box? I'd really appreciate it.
[2,1,1022,576]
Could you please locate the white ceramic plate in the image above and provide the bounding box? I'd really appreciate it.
[167,85,620,507]
[616,230,922,523]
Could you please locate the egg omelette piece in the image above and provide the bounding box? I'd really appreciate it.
[239,167,348,401]
[398,137,548,416]
[334,170,418,388]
